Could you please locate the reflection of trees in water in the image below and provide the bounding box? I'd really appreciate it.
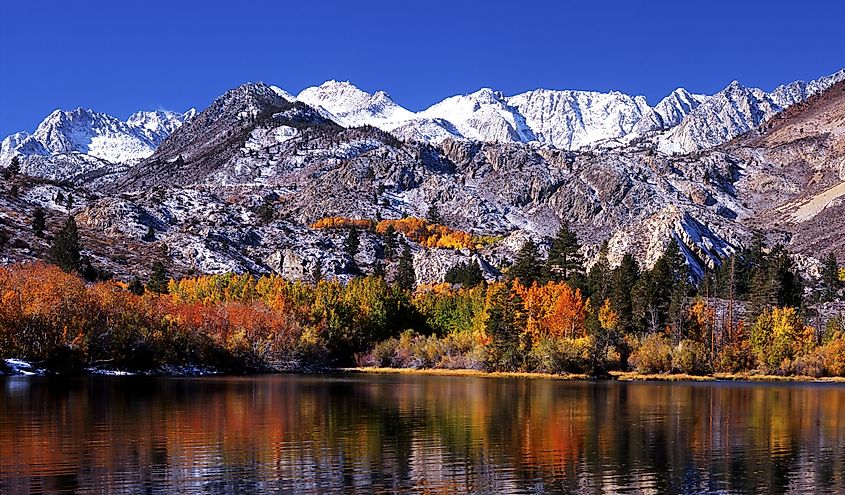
[1,377,844,494]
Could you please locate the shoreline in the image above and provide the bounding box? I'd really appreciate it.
[5,358,845,384]
[340,367,845,384]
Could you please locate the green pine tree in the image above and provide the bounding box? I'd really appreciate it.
[311,261,324,284]
[445,259,484,287]
[611,253,639,334]
[545,222,584,283]
[147,261,170,294]
[588,241,612,302]
[382,225,397,260]
[426,204,441,224]
[508,239,542,286]
[485,283,524,371]
[821,252,841,302]
[32,207,46,237]
[50,216,82,273]
[395,244,416,291]
[345,227,360,258]
[127,277,145,295]
[4,156,20,179]
[142,225,155,242]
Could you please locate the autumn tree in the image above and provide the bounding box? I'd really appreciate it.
[32,207,46,237]
[50,216,82,273]
[750,307,814,372]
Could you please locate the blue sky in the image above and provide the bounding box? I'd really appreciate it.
[1,0,843,137]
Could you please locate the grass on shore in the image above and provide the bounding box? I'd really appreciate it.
[341,367,845,383]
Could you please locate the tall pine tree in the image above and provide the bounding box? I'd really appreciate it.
[382,225,397,260]
[32,207,46,237]
[147,261,170,294]
[588,241,612,303]
[545,222,584,283]
[51,216,82,273]
[395,244,416,291]
[508,239,542,286]
[821,252,841,302]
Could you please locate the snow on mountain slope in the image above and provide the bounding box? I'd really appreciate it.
[506,89,662,149]
[1,107,193,166]
[419,88,536,143]
[652,88,709,129]
[296,80,414,128]
[657,69,845,154]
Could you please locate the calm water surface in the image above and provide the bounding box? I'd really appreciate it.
[1,374,844,494]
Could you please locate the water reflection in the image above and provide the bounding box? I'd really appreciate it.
[1,375,844,494]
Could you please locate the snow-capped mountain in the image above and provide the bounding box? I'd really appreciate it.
[417,88,535,143]
[296,80,414,128]
[657,69,845,153]
[1,107,194,167]
[507,89,663,149]
[268,68,845,153]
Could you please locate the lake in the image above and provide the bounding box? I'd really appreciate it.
[1,374,844,494]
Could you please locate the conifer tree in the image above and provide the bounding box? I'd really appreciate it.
[4,156,20,179]
[588,241,612,302]
[345,227,360,258]
[147,261,170,294]
[485,283,523,371]
[372,260,385,279]
[311,262,323,284]
[508,239,542,286]
[821,252,841,302]
[382,225,397,260]
[445,259,484,287]
[51,216,82,273]
[32,207,46,237]
[395,244,416,291]
[426,204,441,225]
[611,253,639,333]
[546,221,584,283]
[142,226,155,242]
[127,277,145,295]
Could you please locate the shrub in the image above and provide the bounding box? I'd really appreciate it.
[715,341,755,373]
[528,337,592,374]
[631,333,673,374]
[672,339,711,375]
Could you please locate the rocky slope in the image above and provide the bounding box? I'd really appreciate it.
[1,107,194,186]
[1,70,844,286]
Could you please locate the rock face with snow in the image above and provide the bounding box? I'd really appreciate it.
[296,80,414,128]
[657,69,845,153]
[1,69,845,287]
[1,107,193,184]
